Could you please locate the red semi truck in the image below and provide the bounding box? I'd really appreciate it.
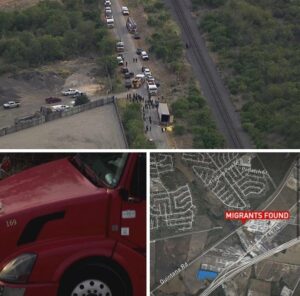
[0,153,146,296]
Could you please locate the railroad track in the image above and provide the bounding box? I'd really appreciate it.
[171,0,244,148]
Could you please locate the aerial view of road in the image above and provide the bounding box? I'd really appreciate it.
[0,0,298,148]
[150,153,300,296]
[0,0,174,148]
[109,0,170,148]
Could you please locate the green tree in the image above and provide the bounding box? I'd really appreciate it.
[3,39,26,63]
[74,94,90,106]
[46,14,70,36]
[39,35,64,61]
[97,55,118,76]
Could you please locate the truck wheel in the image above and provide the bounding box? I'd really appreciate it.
[58,261,132,296]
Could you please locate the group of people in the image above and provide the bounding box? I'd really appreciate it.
[125,90,166,135]
[126,92,144,103]
[143,97,161,134]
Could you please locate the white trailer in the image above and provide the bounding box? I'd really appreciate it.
[158,103,170,124]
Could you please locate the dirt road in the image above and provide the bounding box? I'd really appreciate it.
[111,0,170,148]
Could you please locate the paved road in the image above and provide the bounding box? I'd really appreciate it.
[164,0,253,148]
[150,227,222,243]
[109,0,170,148]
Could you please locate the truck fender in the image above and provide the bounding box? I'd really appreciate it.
[51,239,117,282]
[25,238,116,283]
[112,242,146,296]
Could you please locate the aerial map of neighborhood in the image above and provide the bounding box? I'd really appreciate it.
[150,153,300,296]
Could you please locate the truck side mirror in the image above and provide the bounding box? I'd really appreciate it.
[119,188,141,203]
[119,188,129,202]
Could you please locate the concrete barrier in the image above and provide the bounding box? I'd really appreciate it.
[0,97,115,138]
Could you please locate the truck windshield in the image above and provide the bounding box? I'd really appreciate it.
[71,153,128,188]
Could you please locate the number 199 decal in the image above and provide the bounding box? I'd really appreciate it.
[6,219,17,228]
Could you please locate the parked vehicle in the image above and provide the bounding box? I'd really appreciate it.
[105,7,112,14]
[62,89,80,96]
[147,81,158,96]
[45,97,62,104]
[125,79,132,89]
[132,77,144,89]
[51,104,70,112]
[146,75,154,81]
[104,0,111,7]
[141,51,149,61]
[158,103,171,124]
[135,74,145,80]
[136,48,143,55]
[143,68,151,77]
[122,6,129,15]
[106,17,114,28]
[126,17,137,33]
[0,153,146,296]
[72,92,85,98]
[133,32,141,39]
[117,56,124,65]
[3,101,20,109]
[105,11,113,19]
[116,41,124,52]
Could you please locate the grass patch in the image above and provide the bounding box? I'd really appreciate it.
[117,99,155,148]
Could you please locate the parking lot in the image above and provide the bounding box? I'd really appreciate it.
[0,104,126,148]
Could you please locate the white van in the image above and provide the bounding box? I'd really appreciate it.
[147,82,158,95]
[106,18,114,28]
[141,51,149,60]
[104,0,111,7]
[122,6,129,15]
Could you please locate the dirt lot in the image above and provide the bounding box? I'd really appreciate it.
[0,104,127,148]
[0,57,107,128]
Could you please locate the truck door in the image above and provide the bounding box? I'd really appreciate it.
[120,154,146,250]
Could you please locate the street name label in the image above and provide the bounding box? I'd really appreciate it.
[225,210,290,224]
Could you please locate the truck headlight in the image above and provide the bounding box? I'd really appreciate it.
[0,254,36,284]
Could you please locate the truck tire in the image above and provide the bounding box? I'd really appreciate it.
[58,260,132,296]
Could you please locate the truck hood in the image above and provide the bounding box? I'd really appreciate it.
[0,158,112,265]
[0,158,99,216]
